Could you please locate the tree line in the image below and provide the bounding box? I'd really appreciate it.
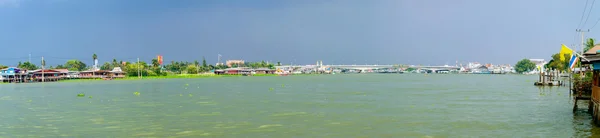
[0,54,279,77]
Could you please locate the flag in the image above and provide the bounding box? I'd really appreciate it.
[157,55,163,65]
[568,54,579,70]
[560,44,574,61]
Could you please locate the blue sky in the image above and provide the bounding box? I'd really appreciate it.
[0,0,591,66]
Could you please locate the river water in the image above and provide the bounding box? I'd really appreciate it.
[0,74,598,137]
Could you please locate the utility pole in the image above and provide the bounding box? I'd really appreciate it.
[577,29,590,54]
[41,56,44,82]
[217,54,222,65]
[137,58,141,79]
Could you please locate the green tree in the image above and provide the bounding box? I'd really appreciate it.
[18,61,39,70]
[545,53,570,72]
[585,38,597,52]
[0,64,8,69]
[515,59,536,73]
[151,58,159,68]
[100,62,113,70]
[41,59,45,68]
[186,65,198,74]
[277,61,281,66]
[92,53,97,66]
[202,57,208,68]
[55,64,65,69]
[65,60,87,71]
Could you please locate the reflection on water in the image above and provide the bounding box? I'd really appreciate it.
[0,74,599,137]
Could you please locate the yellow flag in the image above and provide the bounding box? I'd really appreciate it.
[560,44,573,61]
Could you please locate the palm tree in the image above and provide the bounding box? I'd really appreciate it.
[92,53,97,77]
[41,59,45,68]
[151,58,159,68]
[585,38,597,52]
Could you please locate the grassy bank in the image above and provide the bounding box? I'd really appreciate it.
[0,73,285,84]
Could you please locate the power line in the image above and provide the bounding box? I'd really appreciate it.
[589,17,600,30]
[583,0,597,28]
[578,0,591,29]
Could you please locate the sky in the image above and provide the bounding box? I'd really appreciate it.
[0,0,592,66]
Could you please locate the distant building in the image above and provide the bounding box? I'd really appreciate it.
[529,59,548,71]
[226,60,245,67]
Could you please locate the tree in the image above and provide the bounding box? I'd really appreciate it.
[202,57,208,68]
[0,64,7,69]
[194,60,200,66]
[546,53,570,71]
[92,53,97,66]
[277,61,281,66]
[515,59,536,73]
[585,38,597,52]
[41,59,45,68]
[18,61,38,70]
[186,65,198,74]
[55,64,66,69]
[151,58,159,68]
[65,60,87,71]
[100,62,113,70]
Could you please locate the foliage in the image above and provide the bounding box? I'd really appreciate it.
[573,72,593,95]
[545,53,570,72]
[186,65,198,74]
[64,60,87,71]
[0,64,7,69]
[18,61,39,70]
[202,57,208,68]
[245,61,274,69]
[514,59,536,73]
[41,59,45,68]
[405,68,416,72]
[585,38,596,52]
[100,62,113,70]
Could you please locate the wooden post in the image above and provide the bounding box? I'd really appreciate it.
[539,71,542,83]
[542,72,546,84]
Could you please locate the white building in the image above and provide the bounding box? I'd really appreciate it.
[527,59,548,74]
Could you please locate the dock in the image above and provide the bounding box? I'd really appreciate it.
[534,71,565,86]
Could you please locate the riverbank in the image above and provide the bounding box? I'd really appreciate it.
[0,73,282,84]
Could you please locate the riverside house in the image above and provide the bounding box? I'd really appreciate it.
[580,45,600,126]
[254,68,276,74]
[109,67,126,78]
[28,69,67,82]
[1,67,29,83]
[79,68,110,79]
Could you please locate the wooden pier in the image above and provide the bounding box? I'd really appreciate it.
[534,71,565,86]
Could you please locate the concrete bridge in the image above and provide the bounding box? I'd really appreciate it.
[275,65,461,72]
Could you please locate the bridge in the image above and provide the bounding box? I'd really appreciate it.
[275,65,461,72]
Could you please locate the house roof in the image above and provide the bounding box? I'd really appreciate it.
[29,69,62,74]
[1,67,20,71]
[254,68,275,71]
[80,70,110,73]
[53,69,69,73]
[585,45,600,55]
[110,67,126,73]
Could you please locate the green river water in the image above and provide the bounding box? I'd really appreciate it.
[0,74,598,137]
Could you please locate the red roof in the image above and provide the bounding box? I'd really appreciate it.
[53,69,69,73]
[30,69,62,73]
